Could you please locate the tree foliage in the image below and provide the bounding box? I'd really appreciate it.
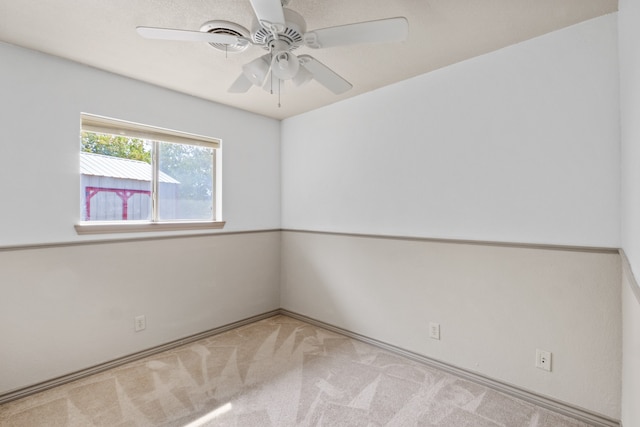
[81,132,151,163]
[159,142,213,200]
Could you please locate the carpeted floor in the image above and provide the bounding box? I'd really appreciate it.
[0,315,593,426]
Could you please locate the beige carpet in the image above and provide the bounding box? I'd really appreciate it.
[0,315,592,426]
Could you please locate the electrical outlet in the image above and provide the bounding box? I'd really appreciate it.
[536,349,551,372]
[429,322,440,340]
[135,315,146,332]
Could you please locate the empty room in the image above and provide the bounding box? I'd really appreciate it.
[1,0,639,426]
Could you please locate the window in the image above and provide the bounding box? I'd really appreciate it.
[75,114,224,234]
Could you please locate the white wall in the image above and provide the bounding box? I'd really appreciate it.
[0,43,282,394]
[0,232,281,394]
[618,0,640,424]
[282,15,620,248]
[0,42,281,247]
[281,231,621,418]
[281,15,622,419]
[621,262,640,426]
[620,0,640,274]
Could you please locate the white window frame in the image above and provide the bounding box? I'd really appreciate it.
[75,113,224,235]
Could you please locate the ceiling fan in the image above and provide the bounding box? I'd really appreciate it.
[136,0,408,97]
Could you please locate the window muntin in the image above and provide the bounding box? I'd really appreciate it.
[78,114,222,232]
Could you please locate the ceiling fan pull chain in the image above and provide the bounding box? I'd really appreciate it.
[270,52,274,94]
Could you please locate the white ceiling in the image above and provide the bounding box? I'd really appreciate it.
[0,0,617,120]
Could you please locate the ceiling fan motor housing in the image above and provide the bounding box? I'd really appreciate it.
[253,8,306,51]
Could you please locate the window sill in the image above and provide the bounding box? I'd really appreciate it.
[75,221,226,235]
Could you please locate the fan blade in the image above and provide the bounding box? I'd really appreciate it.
[136,26,244,45]
[299,55,352,95]
[292,66,313,87]
[248,0,286,32]
[242,54,272,86]
[228,74,254,93]
[304,17,408,49]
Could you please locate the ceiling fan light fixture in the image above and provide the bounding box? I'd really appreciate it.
[271,52,299,80]
[242,54,270,86]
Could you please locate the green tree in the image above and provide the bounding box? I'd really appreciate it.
[81,132,151,163]
[158,142,213,200]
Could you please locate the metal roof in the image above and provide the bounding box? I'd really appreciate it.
[80,152,179,184]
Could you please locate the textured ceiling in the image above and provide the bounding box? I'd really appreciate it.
[0,0,617,119]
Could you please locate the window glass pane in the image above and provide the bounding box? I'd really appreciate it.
[80,131,152,221]
[157,141,214,221]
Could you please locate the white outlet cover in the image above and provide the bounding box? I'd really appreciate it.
[429,322,440,340]
[536,349,552,372]
[135,315,146,332]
